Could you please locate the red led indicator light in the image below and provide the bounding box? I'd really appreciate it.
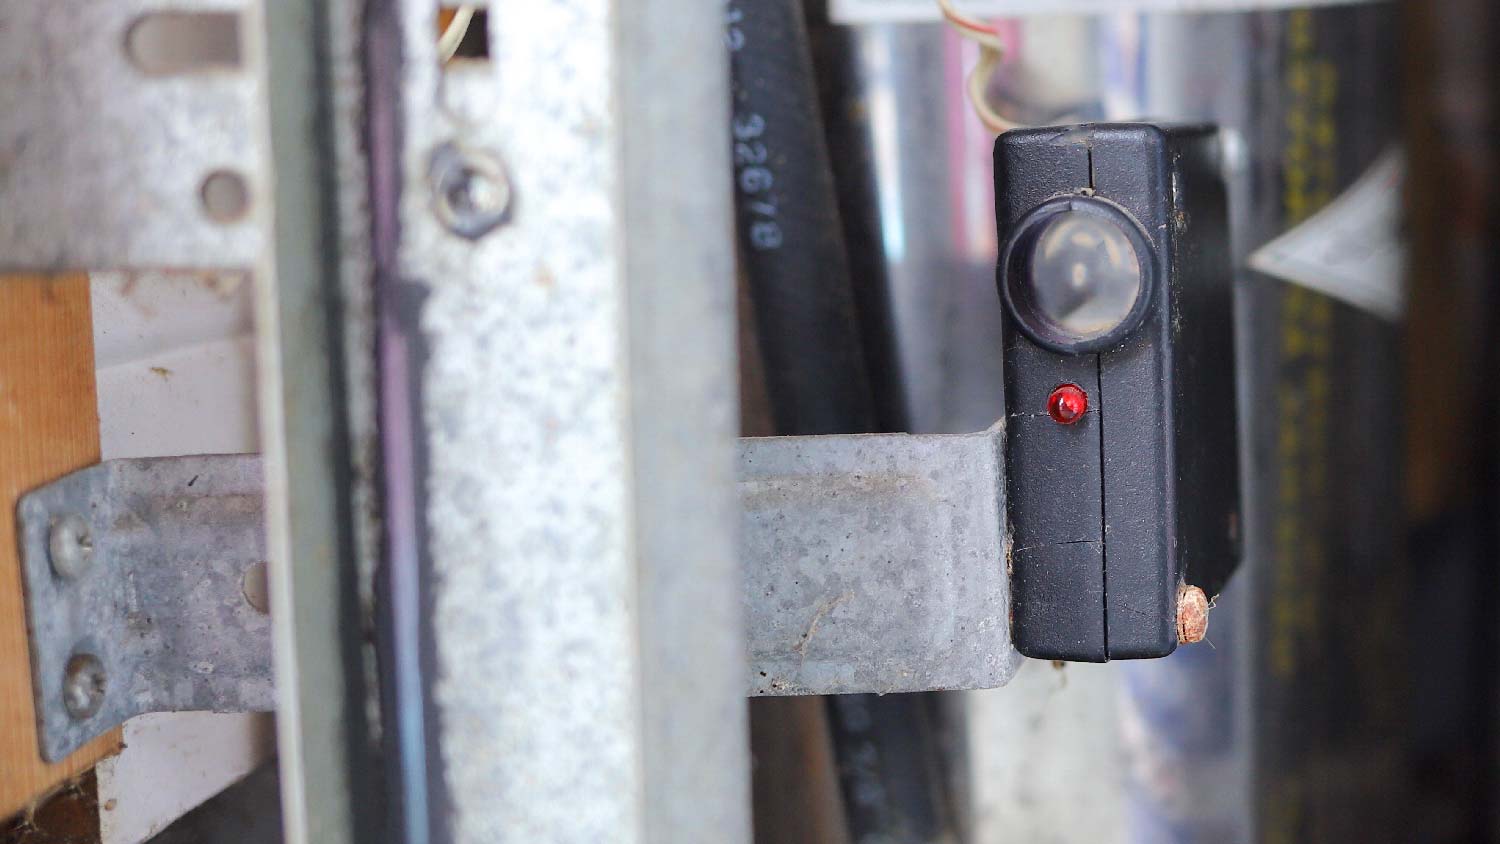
[1047,384,1088,425]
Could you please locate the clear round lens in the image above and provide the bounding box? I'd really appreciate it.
[1026,211,1143,341]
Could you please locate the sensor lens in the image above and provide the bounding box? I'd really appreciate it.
[1026,211,1143,342]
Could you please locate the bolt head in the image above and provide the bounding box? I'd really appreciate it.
[63,653,106,721]
[48,514,94,580]
[430,142,512,240]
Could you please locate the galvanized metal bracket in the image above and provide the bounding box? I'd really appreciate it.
[19,429,1020,760]
[742,423,1021,695]
[17,455,273,762]
[0,0,262,272]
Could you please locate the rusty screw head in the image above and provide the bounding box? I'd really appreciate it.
[48,514,94,580]
[1176,585,1209,645]
[63,653,106,721]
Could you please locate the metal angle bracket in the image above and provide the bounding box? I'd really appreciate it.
[17,455,273,762]
[742,423,1021,695]
[18,428,1021,760]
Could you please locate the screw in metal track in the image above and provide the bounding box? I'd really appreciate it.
[48,514,94,580]
[62,653,106,721]
[429,141,512,240]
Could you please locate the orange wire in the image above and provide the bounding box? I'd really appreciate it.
[937,0,1001,40]
[935,0,1017,133]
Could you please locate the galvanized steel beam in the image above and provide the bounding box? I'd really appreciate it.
[249,0,378,839]
[15,424,1023,764]
[741,425,1022,696]
[17,416,1022,744]
[376,0,753,840]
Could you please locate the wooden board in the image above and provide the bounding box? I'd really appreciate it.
[0,274,121,821]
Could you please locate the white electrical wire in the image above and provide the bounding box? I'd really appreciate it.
[437,6,477,63]
[935,0,1020,134]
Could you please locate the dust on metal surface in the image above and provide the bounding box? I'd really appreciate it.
[741,424,1022,695]
[17,455,273,762]
[0,0,263,271]
[392,1,649,839]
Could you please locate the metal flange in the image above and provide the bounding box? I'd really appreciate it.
[17,430,1023,761]
[17,455,273,762]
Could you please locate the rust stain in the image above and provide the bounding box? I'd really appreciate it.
[534,262,556,289]
[198,270,247,298]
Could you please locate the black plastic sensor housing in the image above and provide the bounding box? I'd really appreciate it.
[996,123,1241,662]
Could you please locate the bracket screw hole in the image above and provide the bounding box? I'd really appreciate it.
[200,169,251,224]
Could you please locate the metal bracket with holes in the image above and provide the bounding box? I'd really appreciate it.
[17,455,273,762]
[17,433,1021,759]
[0,0,261,272]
